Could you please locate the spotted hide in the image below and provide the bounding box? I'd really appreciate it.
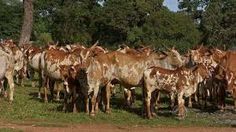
[78,50,183,116]
[143,64,210,119]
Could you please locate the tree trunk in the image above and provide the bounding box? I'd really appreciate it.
[19,0,33,46]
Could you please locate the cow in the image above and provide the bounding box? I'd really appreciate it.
[24,45,45,98]
[77,48,183,116]
[0,41,16,103]
[58,44,108,113]
[59,64,81,113]
[1,40,25,86]
[118,46,183,108]
[40,45,82,102]
[190,46,226,109]
[143,63,210,119]
[216,51,236,111]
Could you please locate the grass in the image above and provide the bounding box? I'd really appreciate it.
[0,78,234,127]
[0,128,23,132]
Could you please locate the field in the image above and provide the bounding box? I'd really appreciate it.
[0,78,236,131]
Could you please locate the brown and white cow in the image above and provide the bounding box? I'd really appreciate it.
[40,45,82,102]
[190,46,226,109]
[118,46,183,107]
[216,51,236,111]
[77,49,183,116]
[0,40,16,102]
[23,45,45,98]
[143,64,210,119]
[1,40,25,85]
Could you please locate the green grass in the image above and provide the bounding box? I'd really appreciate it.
[0,128,23,132]
[0,79,233,127]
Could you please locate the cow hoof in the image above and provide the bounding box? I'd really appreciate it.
[151,112,157,117]
[4,92,7,98]
[31,83,36,87]
[9,100,13,104]
[177,116,184,120]
[73,109,78,113]
[188,103,192,108]
[90,112,95,117]
[105,109,111,114]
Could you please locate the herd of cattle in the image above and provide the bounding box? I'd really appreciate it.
[0,39,236,119]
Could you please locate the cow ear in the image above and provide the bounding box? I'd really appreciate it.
[58,65,66,70]
[171,46,176,50]
[160,50,168,56]
[191,65,198,72]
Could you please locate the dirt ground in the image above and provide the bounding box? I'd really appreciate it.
[0,122,236,132]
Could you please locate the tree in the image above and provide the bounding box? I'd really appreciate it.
[201,0,236,48]
[19,0,33,45]
[0,0,23,40]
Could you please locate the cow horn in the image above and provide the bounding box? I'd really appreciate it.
[90,40,99,49]
[161,43,171,51]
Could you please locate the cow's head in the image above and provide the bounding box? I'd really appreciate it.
[164,47,183,68]
[193,64,211,81]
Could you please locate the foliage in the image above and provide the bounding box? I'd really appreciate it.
[34,32,53,46]
[0,0,23,41]
[201,0,236,48]
[1,0,234,50]
[178,0,236,48]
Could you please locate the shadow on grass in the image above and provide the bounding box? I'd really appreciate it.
[28,92,63,104]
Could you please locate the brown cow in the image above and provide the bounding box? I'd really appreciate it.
[143,64,210,119]
[216,51,236,111]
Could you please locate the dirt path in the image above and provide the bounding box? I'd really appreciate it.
[0,122,236,132]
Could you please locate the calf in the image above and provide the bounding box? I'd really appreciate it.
[143,64,210,119]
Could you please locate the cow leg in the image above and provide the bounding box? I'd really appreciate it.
[54,82,61,101]
[63,90,68,112]
[72,86,78,113]
[170,92,175,110]
[105,83,111,114]
[124,88,132,107]
[233,89,236,111]
[44,77,49,103]
[154,91,160,109]
[131,88,136,105]
[49,80,55,101]
[38,71,43,99]
[5,70,14,103]
[145,90,152,119]
[29,69,36,87]
[194,93,198,103]
[188,96,192,108]
[90,85,99,116]
[85,95,89,114]
[95,94,100,113]
[177,91,185,119]
[150,90,158,117]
